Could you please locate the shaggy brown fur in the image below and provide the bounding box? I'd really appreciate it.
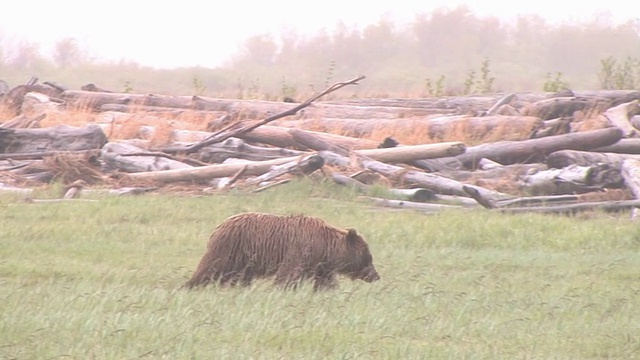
[185,212,380,291]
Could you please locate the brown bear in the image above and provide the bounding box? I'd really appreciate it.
[184,212,380,291]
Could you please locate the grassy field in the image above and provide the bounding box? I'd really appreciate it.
[1,180,639,359]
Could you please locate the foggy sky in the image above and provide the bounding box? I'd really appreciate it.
[0,0,636,69]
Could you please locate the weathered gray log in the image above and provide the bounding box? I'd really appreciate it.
[572,90,640,106]
[321,95,507,113]
[364,197,467,212]
[100,103,227,117]
[246,125,381,150]
[484,94,517,116]
[521,97,609,120]
[168,138,308,163]
[496,199,640,214]
[246,154,324,186]
[101,142,194,173]
[546,150,640,169]
[446,127,623,169]
[0,124,108,153]
[290,128,466,162]
[61,91,199,110]
[359,158,513,201]
[124,156,304,183]
[520,164,622,195]
[591,138,640,154]
[331,173,437,202]
[494,194,580,208]
[462,185,495,209]
[0,113,46,129]
[530,117,572,138]
[437,163,547,182]
[620,159,640,218]
[604,100,640,137]
[275,115,541,141]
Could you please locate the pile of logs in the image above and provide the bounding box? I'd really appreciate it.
[2,76,640,216]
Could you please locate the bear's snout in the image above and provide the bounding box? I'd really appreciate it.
[358,265,380,283]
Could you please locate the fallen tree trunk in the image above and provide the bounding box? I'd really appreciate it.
[604,100,639,137]
[101,142,194,173]
[546,150,640,169]
[241,125,380,150]
[290,128,466,162]
[275,115,541,141]
[0,124,108,153]
[124,156,301,183]
[246,154,325,186]
[520,96,608,120]
[494,194,580,208]
[447,127,623,169]
[157,138,306,163]
[359,158,513,201]
[572,90,640,106]
[331,173,437,202]
[520,163,622,195]
[496,199,640,214]
[590,138,640,154]
[364,197,467,212]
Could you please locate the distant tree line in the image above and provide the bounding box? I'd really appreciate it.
[1,6,639,98]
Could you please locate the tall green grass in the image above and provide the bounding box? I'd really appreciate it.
[1,180,639,359]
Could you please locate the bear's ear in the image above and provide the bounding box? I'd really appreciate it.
[346,228,358,244]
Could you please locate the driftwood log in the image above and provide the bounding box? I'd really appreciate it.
[0,124,108,153]
[620,159,640,218]
[101,142,194,173]
[546,150,640,169]
[331,173,437,202]
[521,96,609,120]
[246,154,325,186]
[214,124,380,151]
[274,115,542,141]
[593,138,640,154]
[520,163,622,195]
[603,100,640,137]
[443,127,623,169]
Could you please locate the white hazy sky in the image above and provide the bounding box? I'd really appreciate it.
[0,0,637,69]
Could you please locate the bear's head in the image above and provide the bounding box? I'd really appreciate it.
[341,228,380,283]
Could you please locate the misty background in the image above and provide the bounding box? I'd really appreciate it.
[1,6,639,98]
